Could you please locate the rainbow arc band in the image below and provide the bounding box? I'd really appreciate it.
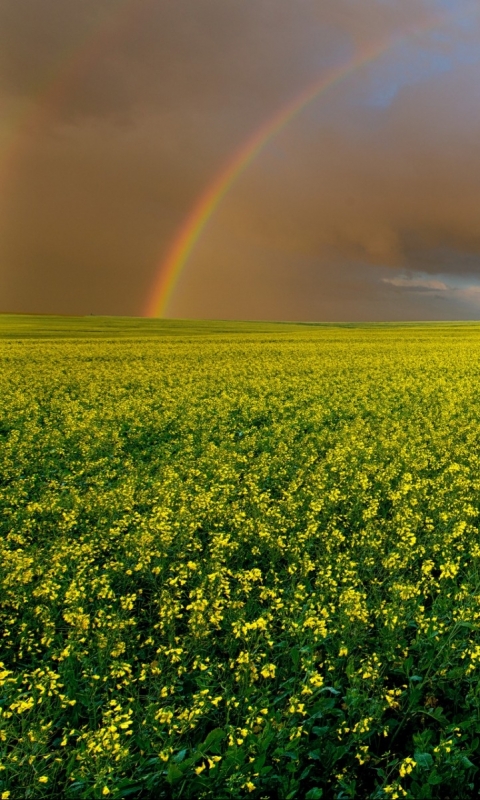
[146,10,466,318]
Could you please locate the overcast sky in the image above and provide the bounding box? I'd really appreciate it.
[2,0,480,320]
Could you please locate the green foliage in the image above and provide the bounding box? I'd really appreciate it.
[2,320,480,797]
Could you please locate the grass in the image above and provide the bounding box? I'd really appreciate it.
[2,316,480,798]
[0,314,312,338]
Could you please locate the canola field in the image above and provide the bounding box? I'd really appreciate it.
[3,317,480,799]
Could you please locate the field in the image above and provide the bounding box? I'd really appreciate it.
[3,316,480,798]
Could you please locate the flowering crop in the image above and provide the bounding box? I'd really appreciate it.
[2,322,480,797]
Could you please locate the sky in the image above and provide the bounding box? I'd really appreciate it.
[2,0,480,320]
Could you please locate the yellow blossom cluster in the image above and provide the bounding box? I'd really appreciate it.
[1,323,480,797]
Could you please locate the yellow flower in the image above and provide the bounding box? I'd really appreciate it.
[38,776,49,784]
[399,757,416,778]
[260,663,276,679]
[102,788,111,797]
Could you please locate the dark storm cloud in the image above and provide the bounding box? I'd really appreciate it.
[217,58,480,270]
[1,0,480,319]
[0,0,347,120]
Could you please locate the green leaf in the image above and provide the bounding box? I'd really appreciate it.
[306,789,323,799]
[173,748,188,763]
[345,659,356,679]
[166,764,183,784]
[300,765,313,780]
[203,727,226,752]
[117,787,144,798]
[254,754,266,771]
[461,756,475,769]
[418,784,433,799]
[414,751,433,769]
[428,770,443,785]
[278,750,299,761]
[258,732,275,752]
[331,745,349,764]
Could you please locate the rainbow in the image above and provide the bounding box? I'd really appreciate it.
[145,10,467,318]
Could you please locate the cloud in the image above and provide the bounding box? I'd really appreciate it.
[381,271,480,314]
[382,276,449,291]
